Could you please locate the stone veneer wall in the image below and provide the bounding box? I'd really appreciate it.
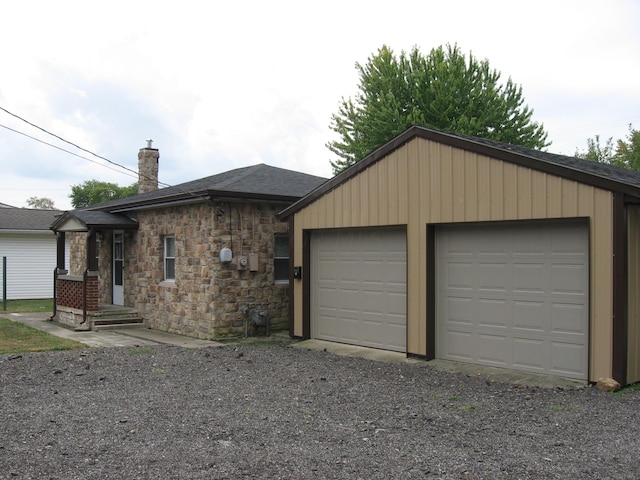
[68,231,88,275]
[129,201,289,339]
[97,233,113,304]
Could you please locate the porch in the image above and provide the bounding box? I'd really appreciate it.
[54,266,141,331]
[50,210,140,331]
[55,301,144,331]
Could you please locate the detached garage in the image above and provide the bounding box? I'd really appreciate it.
[281,126,640,385]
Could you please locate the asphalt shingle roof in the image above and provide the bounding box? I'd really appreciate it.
[0,208,63,231]
[87,163,328,212]
[448,130,640,191]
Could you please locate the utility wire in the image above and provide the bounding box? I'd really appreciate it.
[0,105,149,182]
[0,106,214,205]
[0,123,138,180]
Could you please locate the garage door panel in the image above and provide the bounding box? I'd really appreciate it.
[443,330,475,360]
[477,334,509,365]
[513,338,545,371]
[550,342,586,376]
[478,262,510,291]
[446,296,475,324]
[386,292,408,317]
[513,300,547,331]
[552,303,587,335]
[447,262,475,289]
[437,222,588,380]
[311,228,407,352]
[513,263,547,294]
[478,298,511,327]
[551,264,586,294]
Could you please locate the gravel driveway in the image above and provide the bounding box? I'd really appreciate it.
[1,343,639,479]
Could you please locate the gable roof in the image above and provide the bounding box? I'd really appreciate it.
[87,163,328,213]
[280,126,640,219]
[0,208,63,232]
[50,210,139,232]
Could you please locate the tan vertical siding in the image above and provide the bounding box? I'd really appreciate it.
[292,138,615,381]
[628,205,640,383]
[590,189,614,380]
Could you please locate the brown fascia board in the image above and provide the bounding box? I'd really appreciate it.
[106,194,210,213]
[207,191,302,205]
[107,190,301,214]
[279,126,640,219]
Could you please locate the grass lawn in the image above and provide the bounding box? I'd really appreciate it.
[0,299,84,354]
[1,298,53,314]
[0,318,85,354]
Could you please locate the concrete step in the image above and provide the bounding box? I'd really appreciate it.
[92,317,144,331]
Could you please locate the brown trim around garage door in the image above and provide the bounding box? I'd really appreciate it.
[426,224,436,360]
[302,229,311,340]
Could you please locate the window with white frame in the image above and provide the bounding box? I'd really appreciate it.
[164,236,176,281]
[274,234,289,284]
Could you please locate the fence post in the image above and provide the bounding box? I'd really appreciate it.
[2,256,6,311]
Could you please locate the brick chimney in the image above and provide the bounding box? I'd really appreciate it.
[138,139,159,194]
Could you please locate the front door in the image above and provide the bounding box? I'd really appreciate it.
[113,231,124,305]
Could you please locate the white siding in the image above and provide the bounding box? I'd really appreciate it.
[0,232,64,299]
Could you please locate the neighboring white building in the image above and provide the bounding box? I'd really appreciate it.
[0,207,67,300]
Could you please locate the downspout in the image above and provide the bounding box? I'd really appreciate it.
[48,267,58,321]
[80,268,89,326]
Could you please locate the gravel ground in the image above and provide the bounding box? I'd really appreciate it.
[1,343,639,479]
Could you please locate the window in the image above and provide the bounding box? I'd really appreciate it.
[274,234,289,284]
[164,236,176,280]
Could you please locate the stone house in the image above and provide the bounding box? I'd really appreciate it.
[50,144,326,338]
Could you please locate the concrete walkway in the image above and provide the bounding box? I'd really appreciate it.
[4,312,222,349]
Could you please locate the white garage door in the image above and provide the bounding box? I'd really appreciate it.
[311,228,407,352]
[436,222,589,379]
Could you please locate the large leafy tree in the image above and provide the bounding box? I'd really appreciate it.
[26,196,56,209]
[328,44,549,174]
[576,125,640,172]
[70,180,138,208]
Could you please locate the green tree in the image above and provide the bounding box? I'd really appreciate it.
[615,125,640,171]
[327,44,549,174]
[25,196,56,209]
[574,135,616,164]
[70,180,138,208]
[576,125,640,172]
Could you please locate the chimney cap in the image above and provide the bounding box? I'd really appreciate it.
[146,138,153,149]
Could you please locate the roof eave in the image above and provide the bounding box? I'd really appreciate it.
[279,126,640,219]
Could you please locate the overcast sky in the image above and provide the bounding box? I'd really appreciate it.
[1,0,638,210]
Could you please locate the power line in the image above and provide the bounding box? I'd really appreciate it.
[0,105,178,189]
[0,123,138,180]
[0,106,213,205]
[0,106,146,180]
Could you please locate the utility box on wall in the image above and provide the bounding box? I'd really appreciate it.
[249,253,258,271]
